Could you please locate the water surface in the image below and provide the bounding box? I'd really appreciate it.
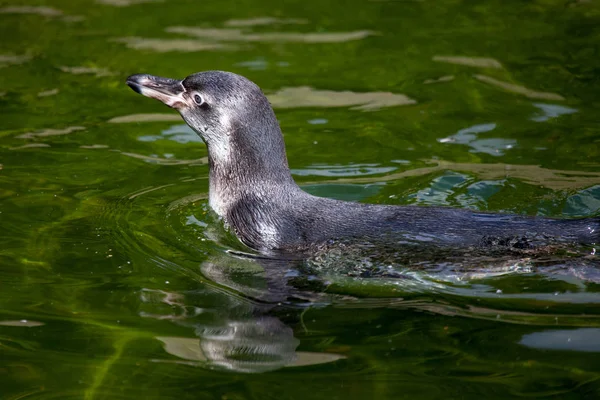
[1,0,600,398]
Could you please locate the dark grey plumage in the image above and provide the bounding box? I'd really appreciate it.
[126,71,599,255]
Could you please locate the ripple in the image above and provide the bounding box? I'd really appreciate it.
[0,319,44,327]
[409,172,469,205]
[0,54,31,67]
[113,37,231,52]
[116,24,373,54]
[423,75,454,84]
[319,159,600,191]
[439,122,496,139]
[455,179,504,208]
[291,163,396,177]
[520,328,600,352]
[37,88,59,97]
[438,122,517,156]
[475,74,565,100]
[10,143,51,150]
[16,126,86,139]
[268,86,416,110]
[0,6,83,21]
[138,124,202,144]
[166,26,374,43]
[302,183,384,202]
[80,144,109,149]
[127,184,175,199]
[108,113,181,123]
[530,103,578,122]
[59,66,115,77]
[119,151,207,165]
[0,6,63,16]
[235,58,269,70]
[166,193,208,212]
[563,185,600,217]
[96,0,162,6]
[433,55,503,69]
[225,17,308,27]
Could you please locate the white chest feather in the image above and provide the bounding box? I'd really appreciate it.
[208,186,230,220]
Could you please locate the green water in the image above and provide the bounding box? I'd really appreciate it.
[1,0,600,398]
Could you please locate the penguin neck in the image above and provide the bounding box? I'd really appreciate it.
[206,138,300,220]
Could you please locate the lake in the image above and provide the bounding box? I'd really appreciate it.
[1,0,600,399]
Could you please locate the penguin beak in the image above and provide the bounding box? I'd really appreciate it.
[126,74,186,109]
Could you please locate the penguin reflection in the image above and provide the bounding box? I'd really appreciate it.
[139,253,342,373]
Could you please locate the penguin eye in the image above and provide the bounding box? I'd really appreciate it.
[193,94,203,105]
